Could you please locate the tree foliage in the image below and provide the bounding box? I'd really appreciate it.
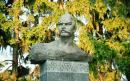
[0,0,130,81]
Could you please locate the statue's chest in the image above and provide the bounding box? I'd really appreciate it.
[43,44,79,55]
[54,46,77,54]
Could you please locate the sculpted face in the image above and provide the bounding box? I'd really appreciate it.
[57,13,76,37]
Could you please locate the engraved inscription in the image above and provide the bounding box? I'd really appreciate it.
[46,60,89,73]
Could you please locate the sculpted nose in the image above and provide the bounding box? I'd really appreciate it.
[62,27,65,30]
[61,26,66,30]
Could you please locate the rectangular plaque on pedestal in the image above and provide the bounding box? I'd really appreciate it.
[40,60,89,81]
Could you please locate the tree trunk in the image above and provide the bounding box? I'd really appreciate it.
[12,11,20,80]
[58,0,64,9]
[12,32,19,80]
[12,44,18,75]
[12,45,18,81]
[126,64,130,81]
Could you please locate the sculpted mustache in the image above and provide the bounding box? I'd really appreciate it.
[61,30,69,33]
[60,30,71,34]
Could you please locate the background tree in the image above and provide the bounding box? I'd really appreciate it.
[0,0,130,81]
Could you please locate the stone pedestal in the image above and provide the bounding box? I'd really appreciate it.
[40,60,89,81]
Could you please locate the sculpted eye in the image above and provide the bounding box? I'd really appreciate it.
[57,23,63,26]
[65,22,72,25]
[57,22,72,26]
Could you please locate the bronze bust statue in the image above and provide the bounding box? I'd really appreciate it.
[29,13,89,64]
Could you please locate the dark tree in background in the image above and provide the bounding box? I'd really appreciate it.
[0,0,130,81]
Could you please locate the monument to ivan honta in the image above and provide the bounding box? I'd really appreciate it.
[29,13,89,81]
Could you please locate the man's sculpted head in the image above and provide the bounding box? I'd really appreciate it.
[29,13,89,64]
[57,13,76,37]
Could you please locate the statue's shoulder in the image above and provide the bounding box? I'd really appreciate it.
[31,40,58,50]
[44,40,59,48]
[31,43,45,49]
[73,44,85,53]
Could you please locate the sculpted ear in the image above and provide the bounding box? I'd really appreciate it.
[72,15,77,31]
[73,25,76,32]
[73,21,77,32]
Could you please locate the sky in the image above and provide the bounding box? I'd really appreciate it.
[0,45,13,62]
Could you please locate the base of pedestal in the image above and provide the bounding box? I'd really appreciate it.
[40,60,89,81]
